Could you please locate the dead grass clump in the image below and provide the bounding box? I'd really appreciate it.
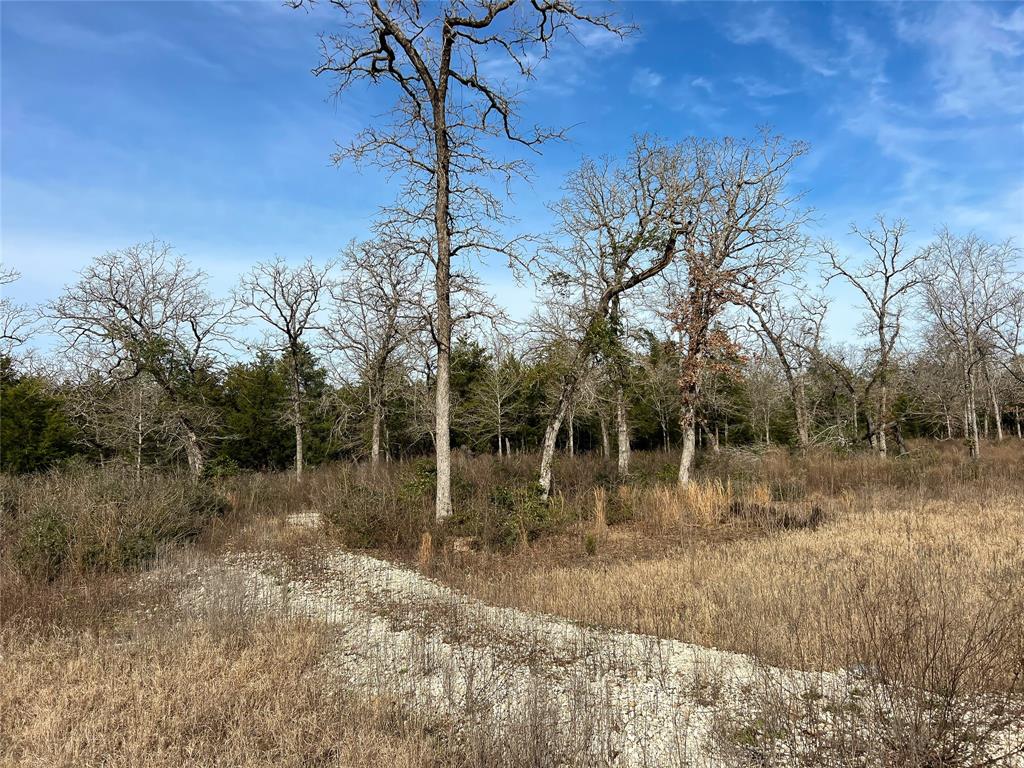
[634,479,733,529]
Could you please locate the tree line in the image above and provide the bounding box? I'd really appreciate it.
[3,214,1022,482]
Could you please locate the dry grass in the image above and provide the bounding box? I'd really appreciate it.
[3,441,1022,767]
[442,445,1024,685]
[0,619,448,768]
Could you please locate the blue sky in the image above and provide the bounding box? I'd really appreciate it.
[3,1,1023,340]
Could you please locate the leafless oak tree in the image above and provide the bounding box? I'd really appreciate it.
[920,230,1020,458]
[673,132,808,486]
[535,137,695,498]
[326,239,424,467]
[294,0,629,519]
[746,287,825,448]
[48,241,234,477]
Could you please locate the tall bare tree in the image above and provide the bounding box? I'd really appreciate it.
[746,288,825,448]
[49,241,234,477]
[673,132,808,486]
[238,257,332,481]
[296,0,628,520]
[822,216,924,457]
[547,140,675,477]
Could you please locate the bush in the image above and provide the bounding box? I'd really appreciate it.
[317,463,433,551]
[1,466,227,580]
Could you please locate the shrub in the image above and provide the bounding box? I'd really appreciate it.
[1,466,227,580]
[317,464,432,551]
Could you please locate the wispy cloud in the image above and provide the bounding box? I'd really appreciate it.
[894,3,1024,118]
[4,11,230,77]
[733,75,793,99]
[629,68,725,126]
[629,67,664,97]
[726,8,837,77]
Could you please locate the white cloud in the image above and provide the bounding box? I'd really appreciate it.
[733,76,793,99]
[4,10,230,77]
[629,67,664,97]
[895,3,1024,118]
[690,76,713,93]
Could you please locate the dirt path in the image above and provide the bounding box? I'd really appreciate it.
[180,514,1022,767]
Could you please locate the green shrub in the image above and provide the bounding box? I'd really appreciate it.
[12,505,70,580]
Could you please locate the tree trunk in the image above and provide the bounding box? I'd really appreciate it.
[291,354,304,481]
[965,365,980,459]
[616,386,630,476]
[293,395,304,482]
[432,92,454,522]
[793,378,811,449]
[987,368,1003,441]
[496,405,503,457]
[677,403,697,487]
[599,412,610,459]
[876,384,888,458]
[136,387,143,483]
[371,404,382,468]
[538,396,568,499]
[184,425,204,479]
[567,409,575,458]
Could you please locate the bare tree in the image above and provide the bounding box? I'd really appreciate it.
[546,139,676,477]
[673,132,808,486]
[326,239,423,467]
[49,241,234,477]
[745,352,787,444]
[920,230,1020,458]
[296,0,629,519]
[535,137,695,497]
[0,268,36,359]
[746,288,826,448]
[238,258,331,481]
[822,216,924,457]
[465,328,525,457]
[65,371,182,479]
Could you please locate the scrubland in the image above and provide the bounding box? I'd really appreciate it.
[2,441,1022,767]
